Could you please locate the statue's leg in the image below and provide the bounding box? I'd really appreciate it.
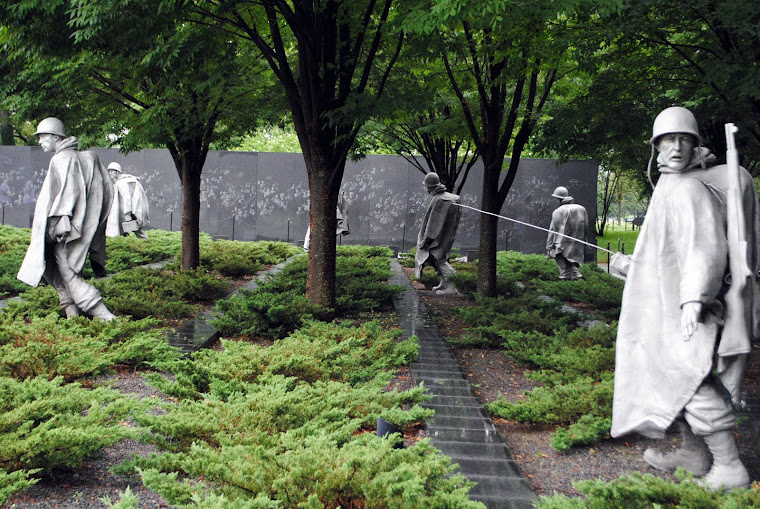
[432,260,446,291]
[700,431,750,491]
[555,255,573,279]
[684,380,749,491]
[643,418,710,475]
[44,244,79,317]
[435,259,458,296]
[53,242,116,320]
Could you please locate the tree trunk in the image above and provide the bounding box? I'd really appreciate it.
[179,160,202,270]
[476,157,501,297]
[0,110,14,146]
[305,150,340,311]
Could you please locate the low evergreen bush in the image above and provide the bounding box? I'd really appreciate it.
[454,251,622,450]
[0,469,39,507]
[454,293,575,347]
[95,267,231,319]
[1,285,62,320]
[535,469,760,508]
[97,229,184,275]
[337,244,394,258]
[118,320,482,508]
[495,251,624,320]
[214,248,402,339]
[146,320,419,400]
[200,239,299,276]
[0,311,178,381]
[0,376,138,504]
[0,225,33,297]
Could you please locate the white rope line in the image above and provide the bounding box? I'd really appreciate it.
[453,202,615,255]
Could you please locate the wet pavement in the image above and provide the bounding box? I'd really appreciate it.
[163,257,293,355]
[390,259,536,509]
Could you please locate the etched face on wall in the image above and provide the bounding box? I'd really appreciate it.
[656,133,697,172]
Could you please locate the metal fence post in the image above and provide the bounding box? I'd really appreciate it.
[607,241,610,272]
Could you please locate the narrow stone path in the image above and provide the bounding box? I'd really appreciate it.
[390,259,536,509]
[164,257,294,355]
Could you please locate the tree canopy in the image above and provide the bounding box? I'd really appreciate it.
[1,0,281,269]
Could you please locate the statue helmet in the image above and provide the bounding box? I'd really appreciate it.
[650,106,701,145]
[551,186,569,199]
[33,117,66,138]
[423,172,441,187]
[107,162,122,173]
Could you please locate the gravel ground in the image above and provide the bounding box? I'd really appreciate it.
[417,287,760,498]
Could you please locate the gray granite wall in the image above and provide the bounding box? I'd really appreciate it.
[0,146,597,258]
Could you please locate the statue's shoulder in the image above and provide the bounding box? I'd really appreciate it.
[50,148,78,166]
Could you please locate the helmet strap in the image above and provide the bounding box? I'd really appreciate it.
[647,144,656,188]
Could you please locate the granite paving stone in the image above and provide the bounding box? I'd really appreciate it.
[165,257,293,354]
[390,259,537,509]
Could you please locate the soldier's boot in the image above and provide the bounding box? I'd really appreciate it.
[698,431,750,491]
[432,276,446,291]
[89,302,117,321]
[435,280,459,296]
[64,304,81,319]
[643,420,710,475]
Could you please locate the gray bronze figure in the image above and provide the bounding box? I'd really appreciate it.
[610,106,758,491]
[546,186,589,280]
[17,117,117,321]
[415,172,461,296]
[106,162,150,238]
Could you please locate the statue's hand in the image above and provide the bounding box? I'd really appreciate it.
[609,253,631,280]
[50,216,71,243]
[681,301,703,341]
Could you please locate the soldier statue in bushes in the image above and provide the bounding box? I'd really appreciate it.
[17,117,117,321]
[610,106,759,491]
[546,185,589,280]
[106,162,150,239]
[415,172,461,296]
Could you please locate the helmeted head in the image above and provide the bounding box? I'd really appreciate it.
[107,162,122,180]
[650,107,701,146]
[34,117,66,153]
[423,172,442,194]
[551,186,569,199]
[649,107,702,176]
[423,172,441,187]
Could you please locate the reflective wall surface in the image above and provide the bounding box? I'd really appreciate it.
[0,147,597,257]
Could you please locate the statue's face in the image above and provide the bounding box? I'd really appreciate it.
[108,169,118,181]
[656,133,697,172]
[38,134,58,152]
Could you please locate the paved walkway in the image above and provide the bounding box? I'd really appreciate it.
[164,257,293,355]
[390,259,536,509]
